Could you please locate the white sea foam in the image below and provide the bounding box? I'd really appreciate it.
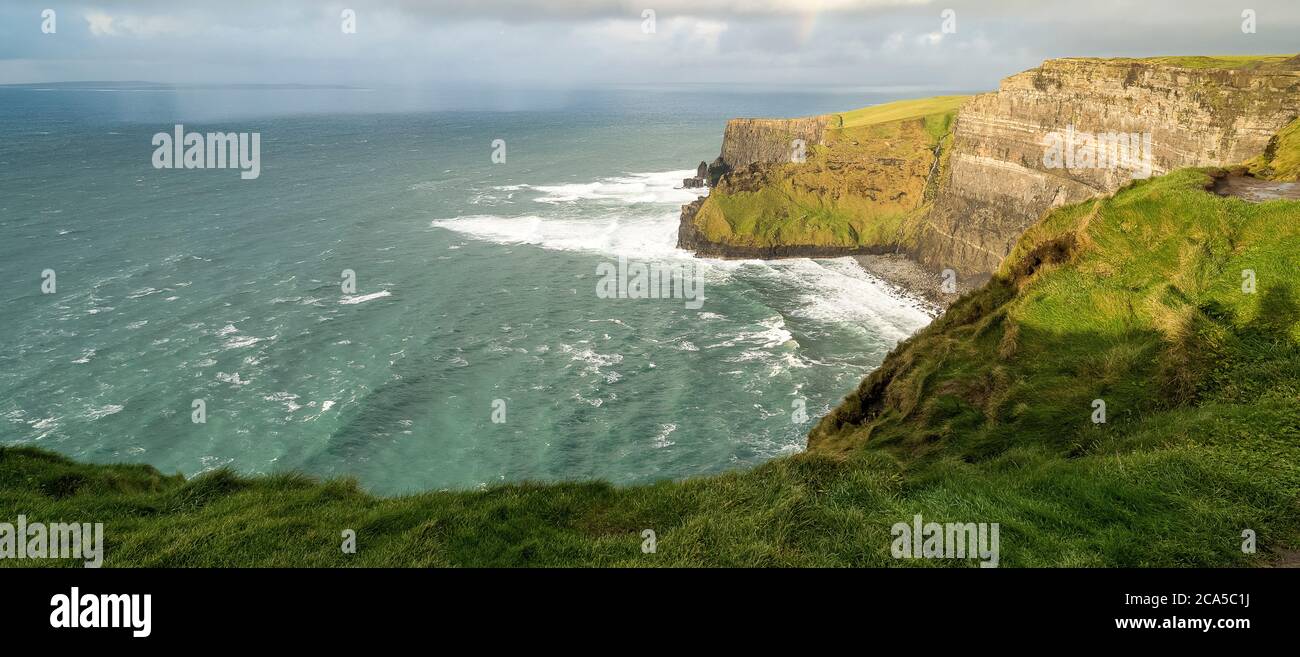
[705,257,931,339]
[216,372,249,385]
[776,258,932,341]
[302,399,337,422]
[339,290,391,305]
[432,169,706,260]
[530,170,705,205]
[571,393,604,407]
[223,335,263,349]
[652,423,677,448]
[706,315,796,350]
[432,212,689,260]
[265,391,302,413]
[435,169,931,365]
[560,343,623,378]
[29,416,60,439]
[85,404,124,420]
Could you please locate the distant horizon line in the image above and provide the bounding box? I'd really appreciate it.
[0,80,978,95]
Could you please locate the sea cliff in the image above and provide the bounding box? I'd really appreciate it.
[679,55,1300,291]
[676,96,966,266]
[918,55,1300,282]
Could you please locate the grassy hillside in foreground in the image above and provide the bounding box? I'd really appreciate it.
[688,96,968,251]
[812,165,1300,454]
[4,158,1299,566]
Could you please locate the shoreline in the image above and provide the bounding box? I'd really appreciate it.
[851,253,969,316]
[678,196,970,316]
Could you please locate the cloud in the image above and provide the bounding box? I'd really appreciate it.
[83,11,186,37]
[387,0,935,21]
[916,31,943,46]
[84,11,116,35]
[0,0,1294,88]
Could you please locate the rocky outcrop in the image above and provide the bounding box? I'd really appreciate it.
[675,99,962,263]
[917,57,1300,282]
[683,161,709,188]
[718,115,834,169]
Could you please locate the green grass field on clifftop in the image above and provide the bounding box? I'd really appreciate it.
[1087,54,1299,70]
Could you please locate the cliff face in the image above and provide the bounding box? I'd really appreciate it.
[679,57,1300,284]
[917,57,1300,281]
[718,116,833,169]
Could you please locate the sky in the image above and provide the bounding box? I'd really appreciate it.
[1,0,1296,90]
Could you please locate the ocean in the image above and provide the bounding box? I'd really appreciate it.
[0,84,937,494]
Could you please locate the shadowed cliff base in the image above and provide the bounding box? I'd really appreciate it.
[1212,170,1300,202]
[853,253,971,313]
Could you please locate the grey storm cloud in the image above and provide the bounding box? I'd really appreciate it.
[0,0,1296,88]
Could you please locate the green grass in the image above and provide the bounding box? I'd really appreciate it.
[1247,117,1300,181]
[1067,55,1298,71]
[835,96,970,129]
[1140,55,1296,70]
[810,167,1300,562]
[694,180,917,249]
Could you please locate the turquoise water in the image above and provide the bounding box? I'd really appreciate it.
[0,85,936,494]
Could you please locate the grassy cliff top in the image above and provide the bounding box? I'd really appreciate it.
[1060,54,1299,70]
[736,95,971,128]
[834,95,971,128]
